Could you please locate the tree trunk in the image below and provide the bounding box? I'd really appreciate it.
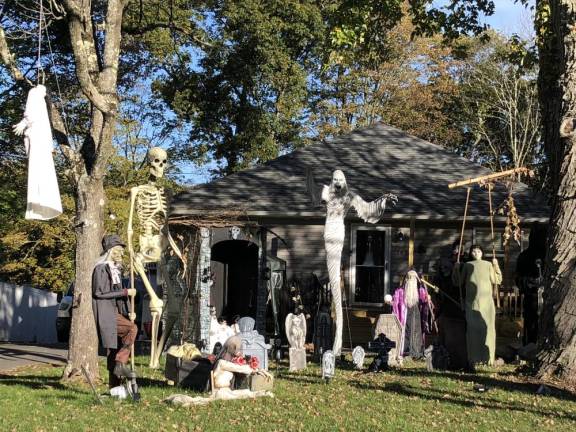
[536,0,576,383]
[62,176,106,382]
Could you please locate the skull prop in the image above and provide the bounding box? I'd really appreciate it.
[148,147,168,179]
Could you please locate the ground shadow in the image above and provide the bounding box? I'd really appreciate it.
[349,379,576,422]
[0,373,78,392]
[391,367,576,402]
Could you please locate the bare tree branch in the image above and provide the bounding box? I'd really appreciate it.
[122,22,213,48]
[62,0,114,114]
[0,25,33,85]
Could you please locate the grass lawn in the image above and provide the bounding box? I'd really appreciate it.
[1,356,575,432]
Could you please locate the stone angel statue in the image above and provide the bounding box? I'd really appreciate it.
[285,313,306,350]
[307,169,397,356]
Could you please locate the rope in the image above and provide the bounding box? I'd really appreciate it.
[37,0,44,84]
[487,183,496,258]
[456,187,471,308]
[343,289,353,353]
[457,187,472,263]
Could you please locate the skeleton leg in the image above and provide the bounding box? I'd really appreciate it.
[133,253,164,368]
[151,313,177,369]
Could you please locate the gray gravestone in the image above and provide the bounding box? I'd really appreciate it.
[238,317,271,370]
[322,350,335,381]
[374,314,404,366]
[352,346,366,370]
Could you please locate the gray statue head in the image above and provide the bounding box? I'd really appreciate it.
[148,147,167,179]
[238,317,256,333]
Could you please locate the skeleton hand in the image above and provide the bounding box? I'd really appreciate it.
[127,288,137,297]
[13,120,27,136]
[252,369,273,381]
[129,312,137,322]
[492,258,500,267]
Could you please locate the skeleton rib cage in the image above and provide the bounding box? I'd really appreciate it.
[135,185,168,237]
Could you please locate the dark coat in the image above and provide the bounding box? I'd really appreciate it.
[92,263,127,349]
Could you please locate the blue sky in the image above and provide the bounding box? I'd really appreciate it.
[433,0,535,36]
[481,0,534,36]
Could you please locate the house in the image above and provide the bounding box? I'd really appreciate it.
[169,123,548,346]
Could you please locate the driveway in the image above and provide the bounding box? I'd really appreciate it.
[0,343,68,373]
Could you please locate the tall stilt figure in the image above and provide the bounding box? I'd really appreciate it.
[310,170,396,356]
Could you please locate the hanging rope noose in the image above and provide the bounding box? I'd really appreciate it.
[37,0,44,84]
[457,187,472,308]
[487,182,501,308]
[487,182,496,258]
[457,187,472,262]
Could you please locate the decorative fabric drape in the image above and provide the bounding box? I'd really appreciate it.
[15,85,62,220]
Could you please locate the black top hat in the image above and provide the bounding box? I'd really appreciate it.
[102,234,126,253]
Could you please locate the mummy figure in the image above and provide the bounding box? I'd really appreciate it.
[310,170,397,356]
[127,147,183,368]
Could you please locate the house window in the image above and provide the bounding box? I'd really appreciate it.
[350,225,391,306]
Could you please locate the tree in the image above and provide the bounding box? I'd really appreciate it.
[456,33,543,175]
[157,0,325,176]
[0,0,202,382]
[312,12,465,148]
[534,0,576,382]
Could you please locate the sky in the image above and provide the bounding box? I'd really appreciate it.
[481,0,535,37]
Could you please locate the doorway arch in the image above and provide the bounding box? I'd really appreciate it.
[211,240,259,321]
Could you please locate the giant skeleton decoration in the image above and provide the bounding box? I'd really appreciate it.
[308,170,397,356]
[127,147,183,368]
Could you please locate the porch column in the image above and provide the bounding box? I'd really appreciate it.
[198,227,212,346]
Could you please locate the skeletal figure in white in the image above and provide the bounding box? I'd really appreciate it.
[164,336,273,406]
[127,147,183,368]
[308,169,397,356]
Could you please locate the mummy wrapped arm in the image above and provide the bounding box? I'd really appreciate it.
[351,193,398,224]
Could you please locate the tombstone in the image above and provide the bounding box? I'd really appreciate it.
[322,350,335,381]
[313,310,333,360]
[352,346,366,370]
[374,314,403,366]
[367,333,397,372]
[286,313,307,372]
[237,317,271,370]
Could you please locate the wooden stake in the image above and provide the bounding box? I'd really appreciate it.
[408,217,415,268]
[448,167,531,189]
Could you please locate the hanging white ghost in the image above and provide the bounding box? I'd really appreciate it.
[13,85,62,220]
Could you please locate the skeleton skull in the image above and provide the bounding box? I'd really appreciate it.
[148,147,168,179]
[229,226,241,240]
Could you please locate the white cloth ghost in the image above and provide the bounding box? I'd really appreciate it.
[14,85,62,220]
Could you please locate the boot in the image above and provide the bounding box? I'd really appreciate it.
[113,361,132,379]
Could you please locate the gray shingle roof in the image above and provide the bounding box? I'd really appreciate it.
[171,123,549,221]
